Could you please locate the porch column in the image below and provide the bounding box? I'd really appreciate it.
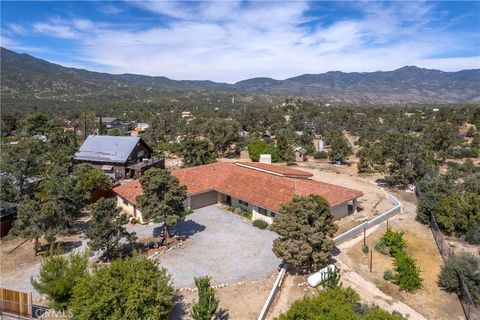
[352,198,358,213]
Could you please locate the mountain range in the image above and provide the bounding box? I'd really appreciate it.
[1,47,479,104]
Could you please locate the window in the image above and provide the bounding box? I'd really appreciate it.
[239,199,249,207]
[258,207,268,216]
[270,212,276,218]
[122,197,129,206]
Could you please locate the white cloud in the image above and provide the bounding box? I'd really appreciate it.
[16,1,480,82]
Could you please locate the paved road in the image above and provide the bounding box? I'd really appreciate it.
[155,205,282,288]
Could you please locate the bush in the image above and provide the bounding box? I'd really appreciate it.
[439,253,480,304]
[465,223,480,245]
[314,151,328,159]
[130,218,139,225]
[70,256,175,319]
[374,241,389,255]
[383,269,394,281]
[32,250,89,310]
[192,276,219,320]
[393,252,423,292]
[376,229,407,257]
[253,219,269,229]
[362,245,369,254]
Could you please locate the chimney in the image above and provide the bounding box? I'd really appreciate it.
[259,154,272,164]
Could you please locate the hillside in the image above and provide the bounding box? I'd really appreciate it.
[1,47,479,104]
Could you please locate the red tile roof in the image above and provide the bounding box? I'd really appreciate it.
[113,162,363,212]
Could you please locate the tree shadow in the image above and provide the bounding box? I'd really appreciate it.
[215,308,230,320]
[169,294,188,320]
[169,220,206,241]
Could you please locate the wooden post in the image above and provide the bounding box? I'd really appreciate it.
[370,250,373,273]
[363,227,366,247]
[386,219,389,230]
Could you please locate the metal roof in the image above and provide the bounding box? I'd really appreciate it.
[74,135,141,163]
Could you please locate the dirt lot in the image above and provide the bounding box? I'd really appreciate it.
[170,276,276,320]
[337,190,465,320]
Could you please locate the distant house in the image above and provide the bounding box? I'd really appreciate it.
[74,135,164,180]
[181,111,193,119]
[131,123,150,137]
[96,117,129,130]
[294,147,308,162]
[114,162,363,224]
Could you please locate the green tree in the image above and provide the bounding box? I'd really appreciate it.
[97,117,107,135]
[137,169,188,241]
[276,134,295,163]
[192,276,219,320]
[181,139,216,167]
[20,112,56,135]
[424,121,457,161]
[248,140,268,162]
[87,198,137,261]
[271,195,338,271]
[0,138,46,200]
[74,163,111,196]
[12,198,73,254]
[70,256,175,320]
[276,287,404,320]
[439,253,480,304]
[326,128,352,164]
[32,250,89,310]
[203,118,240,155]
[393,251,423,293]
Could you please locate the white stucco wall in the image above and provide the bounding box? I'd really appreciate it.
[117,196,144,223]
[252,208,274,224]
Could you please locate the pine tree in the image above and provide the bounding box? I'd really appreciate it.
[192,276,219,320]
[271,195,337,271]
[136,169,188,242]
[87,198,137,261]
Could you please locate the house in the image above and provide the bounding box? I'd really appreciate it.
[181,111,193,119]
[114,162,363,224]
[130,123,150,137]
[294,147,308,161]
[74,135,164,180]
[96,117,129,130]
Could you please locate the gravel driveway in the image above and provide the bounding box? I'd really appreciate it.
[154,205,282,288]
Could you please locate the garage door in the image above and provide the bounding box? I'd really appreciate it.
[190,191,218,209]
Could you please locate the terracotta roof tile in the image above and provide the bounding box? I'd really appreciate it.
[113,162,363,212]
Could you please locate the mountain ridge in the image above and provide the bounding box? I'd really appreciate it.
[1,47,479,103]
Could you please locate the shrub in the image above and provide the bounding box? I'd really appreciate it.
[234,207,243,215]
[465,223,480,245]
[374,241,389,255]
[376,229,407,257]
[70,256,174,319]
[314,151,328,159]
[320,267,341,289]
[439,253,480,304]
[253,219,269,229]
[192,276,219,320]
[32,250,89,310]
[362,245,369,254]
[383,269,394,281]
[393,252,423,292]
[130,218,139,225]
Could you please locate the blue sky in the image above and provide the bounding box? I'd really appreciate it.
[1,1,479,82]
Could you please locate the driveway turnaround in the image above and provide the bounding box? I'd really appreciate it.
[155,205,282,288]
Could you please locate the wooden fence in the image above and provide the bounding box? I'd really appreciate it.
[0,287,32,318]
